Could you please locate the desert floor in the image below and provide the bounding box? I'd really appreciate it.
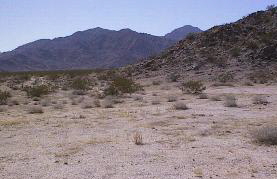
[1,80,277,179]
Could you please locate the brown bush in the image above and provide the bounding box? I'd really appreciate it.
[180,81,206,94]
[253,127,277,145]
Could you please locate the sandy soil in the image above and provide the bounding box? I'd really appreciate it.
[1,81,277,179]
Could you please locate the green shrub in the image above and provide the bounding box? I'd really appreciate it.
[24,85,50,98]
[71,78,90,90]
[218,72,234,83]
[0,91,11,105]
[180,80,206,94]
[104,77,142,96]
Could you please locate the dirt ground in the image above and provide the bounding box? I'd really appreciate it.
[1,80,277,179]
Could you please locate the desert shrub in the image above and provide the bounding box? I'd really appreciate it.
[72,90,87,96]
[210,95,222,101]
[174,102,188,110]
[180,80,206,94]
[104,77,142,96]
[102,99,114,108]
[94,99,101,107]
[218,72,234,83]
[246,40,259,50]
[167,73,180,82]
[152,80,161,86]
[0,91,11,105]
[28,106,44,114]
[133,95,143,101]
[167,96,178,102]
[71,78,90,90]
[8,99,19,106]
[230,47,241,57]
[199,93,208,99]
[244,81,254,86]
[252,95,269,105]
[160,86,171,90]
[24,85,50,98]
[152,99,161,105]
[206,56,227,67]
[249,70,273,84]
[133,132,143,145]
[53,103,64,110]
[0,106,6,112]
[81,101,93,109]
[254,127,277,145]
[41,98,51,107]
[224,95,238,107]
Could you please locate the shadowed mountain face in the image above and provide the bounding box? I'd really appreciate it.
[132,8,277,81]
[0,26,201,72]
[164,25,203,41]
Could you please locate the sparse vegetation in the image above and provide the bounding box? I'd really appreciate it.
[28,106,44,114]
[199,93,208,99]
[104,77,142,96]
[71,78,90,90]
[252,95,269,105]
[133,132,143,145]
[180,80,206,94]
[0,91,11,105]
[174,102,188,110]
[218,72,234,83]
[230,47,241,57]
[102,99,114,108]
[152,99,161,105]
[224,95,238,107]
[167,73,180,82]
[167,96,178,102]
[254,127,277,145]
[210,95,221,101]
[24,85,51,98]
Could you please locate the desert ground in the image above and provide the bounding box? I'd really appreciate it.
[1,77,277,179]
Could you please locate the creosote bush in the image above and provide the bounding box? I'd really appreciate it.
[174,102,188,110]
[24,85,51,98]
[199,93,208,99]
[0,90,11,105]
[180,80,206,94]
[252,95,269,105]
[167,96,178,102]
[218,72,234,83]
[224,95,238,107]
[254,127,277,145]
[71,78,90,90]
[104,77,142,96]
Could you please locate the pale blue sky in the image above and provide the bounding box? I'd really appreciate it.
[0,0,276,52]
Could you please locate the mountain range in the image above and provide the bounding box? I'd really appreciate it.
[0,25,202,72]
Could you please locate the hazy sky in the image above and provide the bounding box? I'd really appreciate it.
[1,0,276,52]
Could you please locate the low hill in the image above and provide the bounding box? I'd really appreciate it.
[132,7,277,83]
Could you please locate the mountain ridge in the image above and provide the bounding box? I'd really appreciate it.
[0,25,201,72]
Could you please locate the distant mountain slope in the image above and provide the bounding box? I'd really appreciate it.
[164,25,202,41]
[132,7,277,82]
[0,28,174,71]
[0,25,202,72]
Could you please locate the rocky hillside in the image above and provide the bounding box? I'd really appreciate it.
[165,25,202,41]
[0,26,201,72]
[132,7,277,83]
